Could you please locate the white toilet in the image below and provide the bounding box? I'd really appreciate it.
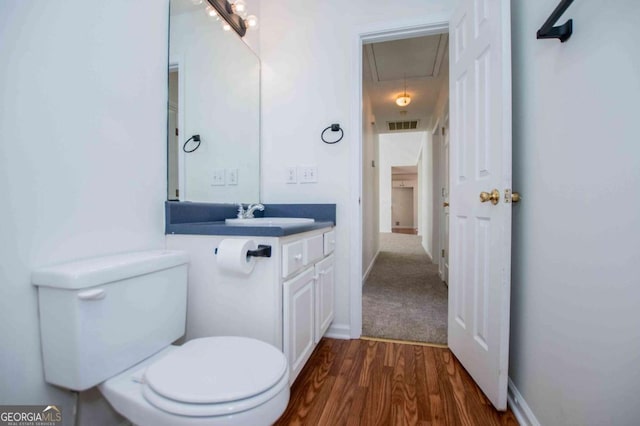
[32,250,290,426]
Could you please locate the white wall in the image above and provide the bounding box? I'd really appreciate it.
[362,88,379,278]
[391,187,415,227]
[259,0,452,334]
[378,132,425,232]
[510,1,640,425]
[0,0,168,424]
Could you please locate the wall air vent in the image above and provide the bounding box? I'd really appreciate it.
[387,120,419,131]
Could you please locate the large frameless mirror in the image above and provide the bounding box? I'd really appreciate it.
[168,0,260,203]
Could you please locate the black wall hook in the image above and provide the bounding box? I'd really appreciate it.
[537,0,574,43]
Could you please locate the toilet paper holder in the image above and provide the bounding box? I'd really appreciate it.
[214,244,272,258]
[247,245,272,258]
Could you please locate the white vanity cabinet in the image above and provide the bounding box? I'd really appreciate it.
[281,228,335,383]
[166,226,335,385]
[283,268,315,382]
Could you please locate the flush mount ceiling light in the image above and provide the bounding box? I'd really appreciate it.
[395,75,412,107]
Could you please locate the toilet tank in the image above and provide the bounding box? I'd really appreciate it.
[32,250,189,391]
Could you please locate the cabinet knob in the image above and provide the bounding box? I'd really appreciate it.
[294,254,302,261]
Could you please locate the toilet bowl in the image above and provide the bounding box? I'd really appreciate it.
[100,337,290,426]
[32,250,290,426]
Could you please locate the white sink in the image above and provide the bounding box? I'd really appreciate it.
[225,217,315,226]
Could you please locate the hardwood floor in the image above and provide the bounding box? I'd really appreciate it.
[275,338,519,426]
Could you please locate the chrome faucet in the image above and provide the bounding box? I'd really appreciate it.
[236,203,246,218]
[244,203,265,218]
[236,203,265,219]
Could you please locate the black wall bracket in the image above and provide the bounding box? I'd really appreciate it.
[537,0,575,43]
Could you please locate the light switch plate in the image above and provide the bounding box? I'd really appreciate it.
[286,167,297,184]
[298,166,318,183]
[212,169,225,186]
[227,168,238,185]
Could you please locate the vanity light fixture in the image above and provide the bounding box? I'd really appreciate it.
[205,0,258,37]
[395,74,412,107]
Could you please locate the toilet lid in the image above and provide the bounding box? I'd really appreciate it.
[143,336,288,404]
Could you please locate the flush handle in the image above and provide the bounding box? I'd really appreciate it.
[77,289,106,301]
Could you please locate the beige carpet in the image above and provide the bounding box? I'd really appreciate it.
[362,233,448,345]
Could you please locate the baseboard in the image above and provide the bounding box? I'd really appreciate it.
[419,237,435,262]
[324,323,351,340]
[508,377,540,426]
[362,250,380,282]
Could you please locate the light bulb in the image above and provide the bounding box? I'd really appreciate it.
[205,5,217,17]
[190,0,203,5]
[222,23,232,31]
[232,0,247,18]
[245,14,258,28]
[395,95,411,107]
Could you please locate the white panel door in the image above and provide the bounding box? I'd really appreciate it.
[283,267,315,384]
[448,0,512,410]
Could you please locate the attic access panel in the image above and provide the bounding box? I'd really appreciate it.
[367,34,448,82]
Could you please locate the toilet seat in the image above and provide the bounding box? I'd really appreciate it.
[141,336,289,417]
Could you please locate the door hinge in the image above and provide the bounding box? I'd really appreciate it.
[441,249,445,258]
[175,128,179,136]
[175,189,179,197]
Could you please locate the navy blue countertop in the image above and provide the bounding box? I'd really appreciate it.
[165,202,336,237]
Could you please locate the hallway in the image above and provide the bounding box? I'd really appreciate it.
[362,233,448,345]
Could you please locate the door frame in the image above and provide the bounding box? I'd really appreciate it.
[440,113,450,283]
[349,19,449,339]
[168,56,185,201]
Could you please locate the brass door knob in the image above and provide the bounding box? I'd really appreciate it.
[512,192,521,203]
[479,189,500,205]
[443,202,449,207]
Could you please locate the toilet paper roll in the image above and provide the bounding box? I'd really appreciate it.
[216,239,257,275]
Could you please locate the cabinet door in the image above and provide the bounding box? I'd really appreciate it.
[314,254,335,343]
[283,267,315,384]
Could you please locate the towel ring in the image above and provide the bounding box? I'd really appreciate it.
[321,124,344,144]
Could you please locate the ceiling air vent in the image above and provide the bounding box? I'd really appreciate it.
[388,120,419,131]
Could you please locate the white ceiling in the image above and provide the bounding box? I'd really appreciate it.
[364,34,449,134]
